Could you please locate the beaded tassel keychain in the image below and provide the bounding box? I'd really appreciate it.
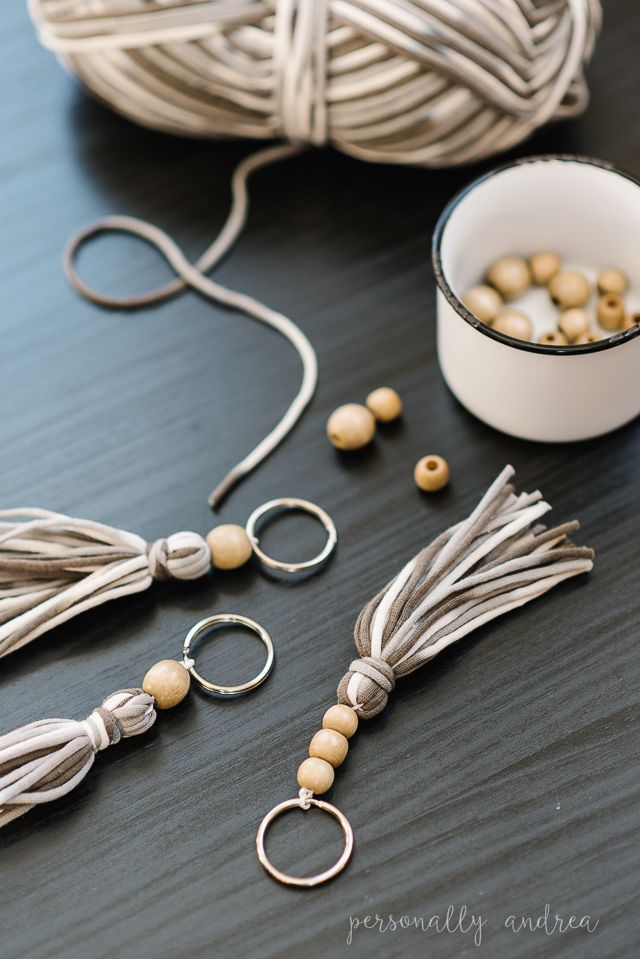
[0,614,273,827]
[0,497,336,659]
[256,466,594,887]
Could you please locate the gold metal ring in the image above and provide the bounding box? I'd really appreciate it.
[245,497,337,574]
[181,614,274,697]
[256,793,354,887]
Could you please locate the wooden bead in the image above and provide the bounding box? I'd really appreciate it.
[327,403,376,450]
[575,331,602,344]
[597,268,627,295]
[297,757,335,794]
[558,308,590,342]
[486,256,531,300]
[597,293,625,331]
[530,251,561,286]
[538,330,568,347]
[414,455,449,492]
[366,387,403,423]
[491,309,532,341]
[142,659,190,709]
[206,524,253,570]
[309,728,349,767]
[323,704,359,739]
[548,270,590,309]
[623,312,640,330]
[462,284,503,322]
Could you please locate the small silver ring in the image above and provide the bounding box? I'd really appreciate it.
[245,498,337,574]
[256,795,354,887]
[182,614,274,697]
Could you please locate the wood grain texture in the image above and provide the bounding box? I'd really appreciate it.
[1,4,639,958]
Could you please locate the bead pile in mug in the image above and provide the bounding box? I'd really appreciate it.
[463,254,640,347]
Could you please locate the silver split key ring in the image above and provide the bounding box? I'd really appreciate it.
[245,497,337,574]
[181,614,274,697]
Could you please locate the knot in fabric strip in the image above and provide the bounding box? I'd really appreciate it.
[349,657,395,693]
[147,538,170,581]
[80,707,121,752]
[337,656,395,720]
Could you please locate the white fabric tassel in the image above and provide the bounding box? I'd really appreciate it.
[338,466,594,718]
[0,509,211,658]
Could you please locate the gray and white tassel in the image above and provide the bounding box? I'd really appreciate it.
[338,465,594,718]
[0,689,156,827]
[0,509,211,659]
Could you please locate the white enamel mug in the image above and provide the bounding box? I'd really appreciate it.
[432,155,640,442]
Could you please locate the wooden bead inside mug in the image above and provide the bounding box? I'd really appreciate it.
[597,268,627,295]
[548,270,590,309]
[327,403,376,450]
[365,387,403,423]
[486,256,531,300]
[491,309,532,341]
[309,728,349,767]
[575,331,602,344]
[462,284,503,322]
[297,756,335,794]
[142,659,191,709]
[597,293,625,330]
[623,312,640,330]
[530,251,561,286]
[323,704,359,739]
[206,524,253,570]
[558,308,590,342]
[414,455,449,492]
[538,330,568,346]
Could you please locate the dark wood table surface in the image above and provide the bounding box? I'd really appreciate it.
[2,4,639,958]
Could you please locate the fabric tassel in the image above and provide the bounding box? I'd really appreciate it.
[338,465,594,719]
[0,689,156,827]
[0,509,211,659]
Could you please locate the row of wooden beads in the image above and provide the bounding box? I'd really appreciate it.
[297,704,359,794]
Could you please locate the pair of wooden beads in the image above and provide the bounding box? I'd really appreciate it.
[462,289,532,341]
[297,704,359,794]
[327,387,402,451]
[414,454,449,492]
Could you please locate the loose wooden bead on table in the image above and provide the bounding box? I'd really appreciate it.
[297,756,335,794]
[327,403,376,450]
[530,251,561,286]
[597,293,625,330]
[575,331,602,344]
[491,309,532,341]
[365,387,403,422]
[309,728,349,767]
[597,268,628,295]
[323,704,359,738]
[142,659,191,709]
[486,256,531,300]
[206,524,253,570]
[462,284,503,322]
[414,455,449,492]
[548,270,591,309]
[538,330,568,346]
[558,308,590,342]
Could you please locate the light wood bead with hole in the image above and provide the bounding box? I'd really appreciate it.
[548,270,590,309]
[530,252,561,286]
[297,756,335,794]
[558,308,590,342]
[414,455,449,492]
[462,284,503,322]
[142,660,191,709]
[327,403,376,450]
[597,293,625,330]
[491,309,532,341]
[323,704,359,739]
[309,728,349,767]
[366,387,403,422]
[623,312,640,330]
[597,268,628,295]
[486,256,531,300]
[574,331,601,344]
[206,524,253,570]
[538,330,568,347]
